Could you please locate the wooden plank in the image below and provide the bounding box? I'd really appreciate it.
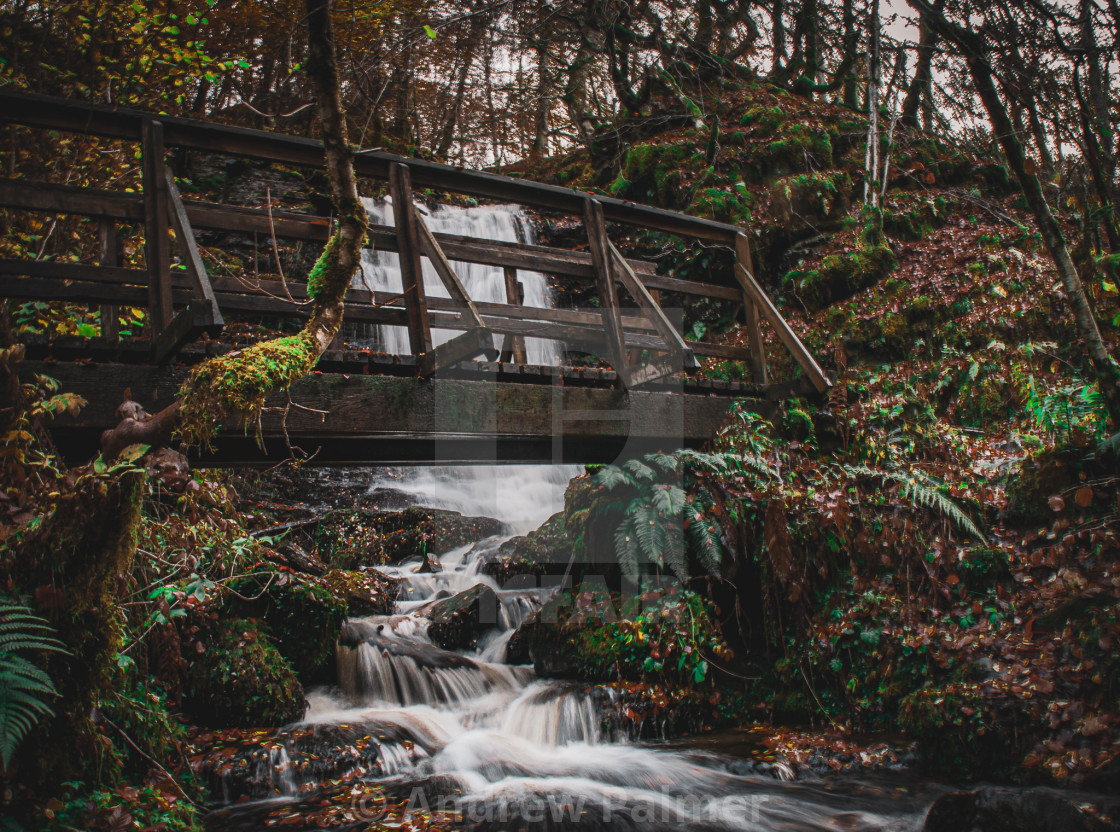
[142,119,174,332]
[0,89,744,244]
[164,168,223,328]
[609,240,697,371]
[417,327,498,377]
[0,275,171,306]
[151,305,199,364]
[734,261,831,394]
[0,258,148,284]
[499,267,528,364]
[98,219,119,340]
[735,233,768,384]
[414,212,485,328]
[388,163,432,357]
[584,198,629,385]
[0,178,144,220]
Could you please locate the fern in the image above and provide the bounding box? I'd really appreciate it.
[0,598,68,769]
[840,464,985,541]
[593,465,633,491]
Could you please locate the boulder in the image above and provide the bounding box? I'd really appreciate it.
[921,787,1115,832]
[323,568,398,616]
[426,583,500,651]
[225,565,347,679]
[481,512,571,584]
[314,507,503,570]
[184,618,305,729]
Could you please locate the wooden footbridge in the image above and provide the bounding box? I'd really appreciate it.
[0,89,829,465]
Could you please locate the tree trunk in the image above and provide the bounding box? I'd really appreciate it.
[911,0,1120,420]
[101,0,368,458]
[900,0,943,129]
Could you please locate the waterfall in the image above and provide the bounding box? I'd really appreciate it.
[356,198,558,366]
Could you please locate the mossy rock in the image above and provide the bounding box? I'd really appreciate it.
[314,507,503,569]
[323,568,398,616]
[783,244,895,311]
[226,565,347,679]
[184,618,305,729]
[482,512,573,584]
[426,583,500,651]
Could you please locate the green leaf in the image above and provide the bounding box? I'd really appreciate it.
[423,24,437,38]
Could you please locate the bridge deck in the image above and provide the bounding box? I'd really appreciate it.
[31,358,772,466]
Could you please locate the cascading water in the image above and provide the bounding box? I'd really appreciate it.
[355,199,557,365]
[205,203,945,831]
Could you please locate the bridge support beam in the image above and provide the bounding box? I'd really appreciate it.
[27,361,749,466]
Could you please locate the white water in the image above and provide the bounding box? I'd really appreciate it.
[356,198,558,365]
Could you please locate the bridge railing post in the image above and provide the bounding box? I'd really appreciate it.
[500,266,528,365]
[735,232,768,386]
[388,162,433,360]
[584,197,630,386]
[141,119,173,335]
[97,218,119,340]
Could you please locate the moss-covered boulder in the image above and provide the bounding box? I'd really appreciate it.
[427,583,500,651]
[226,565,347,679]
[314,507,503,569]
[481,512,572,584]
[184,618,305,729]
[322,568,397,616]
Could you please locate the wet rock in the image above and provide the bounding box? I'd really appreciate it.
[921,786,1116,832]
[314,506,503,570]
[184,618,305,729]
[323,568,398,616]
[417,552,443,574]
[481,512,571,583]
[426,583,500,651]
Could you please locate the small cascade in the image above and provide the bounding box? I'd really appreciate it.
[355,199,557,366]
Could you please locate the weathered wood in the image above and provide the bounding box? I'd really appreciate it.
[499,266,528,364]
[97,219,119,340]
[142,119,174,332]
[734,261,831,393]
[417,327,498,377]
[151,305,200,364]
[414,212,485,328]
[0,178,144,220]
[0,89,744,244]
[735,233,768,385]
[389,163,432,356]
[609,240,697,371]
[584,198,629,385]
[0,276,168,306]
[0,259,151,284]
[29,359,746,466]
[164,167,223,328]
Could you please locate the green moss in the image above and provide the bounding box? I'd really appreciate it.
[783,244,895,310]
[305,234,340,299]
[226,565,347,678]
[177,332,317,448]
[185,618,305,729]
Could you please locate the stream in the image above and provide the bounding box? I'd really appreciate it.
[206,510,947,831]
[205,202,963,829]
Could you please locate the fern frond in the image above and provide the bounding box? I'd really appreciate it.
[645,452,679,474]
[687,515,723,578]
[0,598,67,769]
[614,522,642,583]
[840,464,985,541]
[651,484,687,517]
[593,465,633,491]
[623,458,656,482]
[661,524,690,582]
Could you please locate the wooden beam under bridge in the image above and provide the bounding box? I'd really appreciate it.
[27,361,763,466]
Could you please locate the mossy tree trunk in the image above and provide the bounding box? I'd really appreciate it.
[910,0,1120,425]
[102,0,368,458]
